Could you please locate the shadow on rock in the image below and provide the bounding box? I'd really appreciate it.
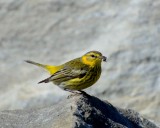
[0,93,159,128]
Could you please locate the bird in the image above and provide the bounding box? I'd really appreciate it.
[25,51,107,93]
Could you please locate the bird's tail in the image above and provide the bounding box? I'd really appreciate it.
[25,60,60,75]
[38,77,50,84]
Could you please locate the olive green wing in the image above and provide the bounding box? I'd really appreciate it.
[38,61,89,84]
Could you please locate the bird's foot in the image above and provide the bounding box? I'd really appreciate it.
[65,89,90,99]
[78,90,90,97]
[64,89,81,94]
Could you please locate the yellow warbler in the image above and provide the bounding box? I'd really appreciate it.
[26,51,107,93]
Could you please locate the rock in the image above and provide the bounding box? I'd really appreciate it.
[0,94,159,128]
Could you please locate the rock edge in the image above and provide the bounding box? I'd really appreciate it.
[0,93,159,128]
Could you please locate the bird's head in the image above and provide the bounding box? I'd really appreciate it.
[81,51,107,67]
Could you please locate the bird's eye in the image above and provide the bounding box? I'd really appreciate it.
[91,55,96,58]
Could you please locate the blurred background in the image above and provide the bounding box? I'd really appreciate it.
[0,0,160,122]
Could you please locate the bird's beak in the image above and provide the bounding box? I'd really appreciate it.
[99,56,107,62]
[102,56,107,62]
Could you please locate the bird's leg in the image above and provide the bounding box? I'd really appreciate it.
[64,89,80,99]
[65,89,90,98]
[78,90,90,97]
[64,89,81,94]
[65,89,90,99]
[78,90,86,94]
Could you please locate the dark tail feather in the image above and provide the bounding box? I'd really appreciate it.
[38,78,50,84]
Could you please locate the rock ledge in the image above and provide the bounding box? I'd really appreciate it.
[0,93,159,128]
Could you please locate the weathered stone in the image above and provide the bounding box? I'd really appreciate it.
[0,94,159,128]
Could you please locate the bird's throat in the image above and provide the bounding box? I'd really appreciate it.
[82,56,95,67]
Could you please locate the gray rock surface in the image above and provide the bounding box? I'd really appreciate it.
[0,0,160,123]
[0,94,159,128]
